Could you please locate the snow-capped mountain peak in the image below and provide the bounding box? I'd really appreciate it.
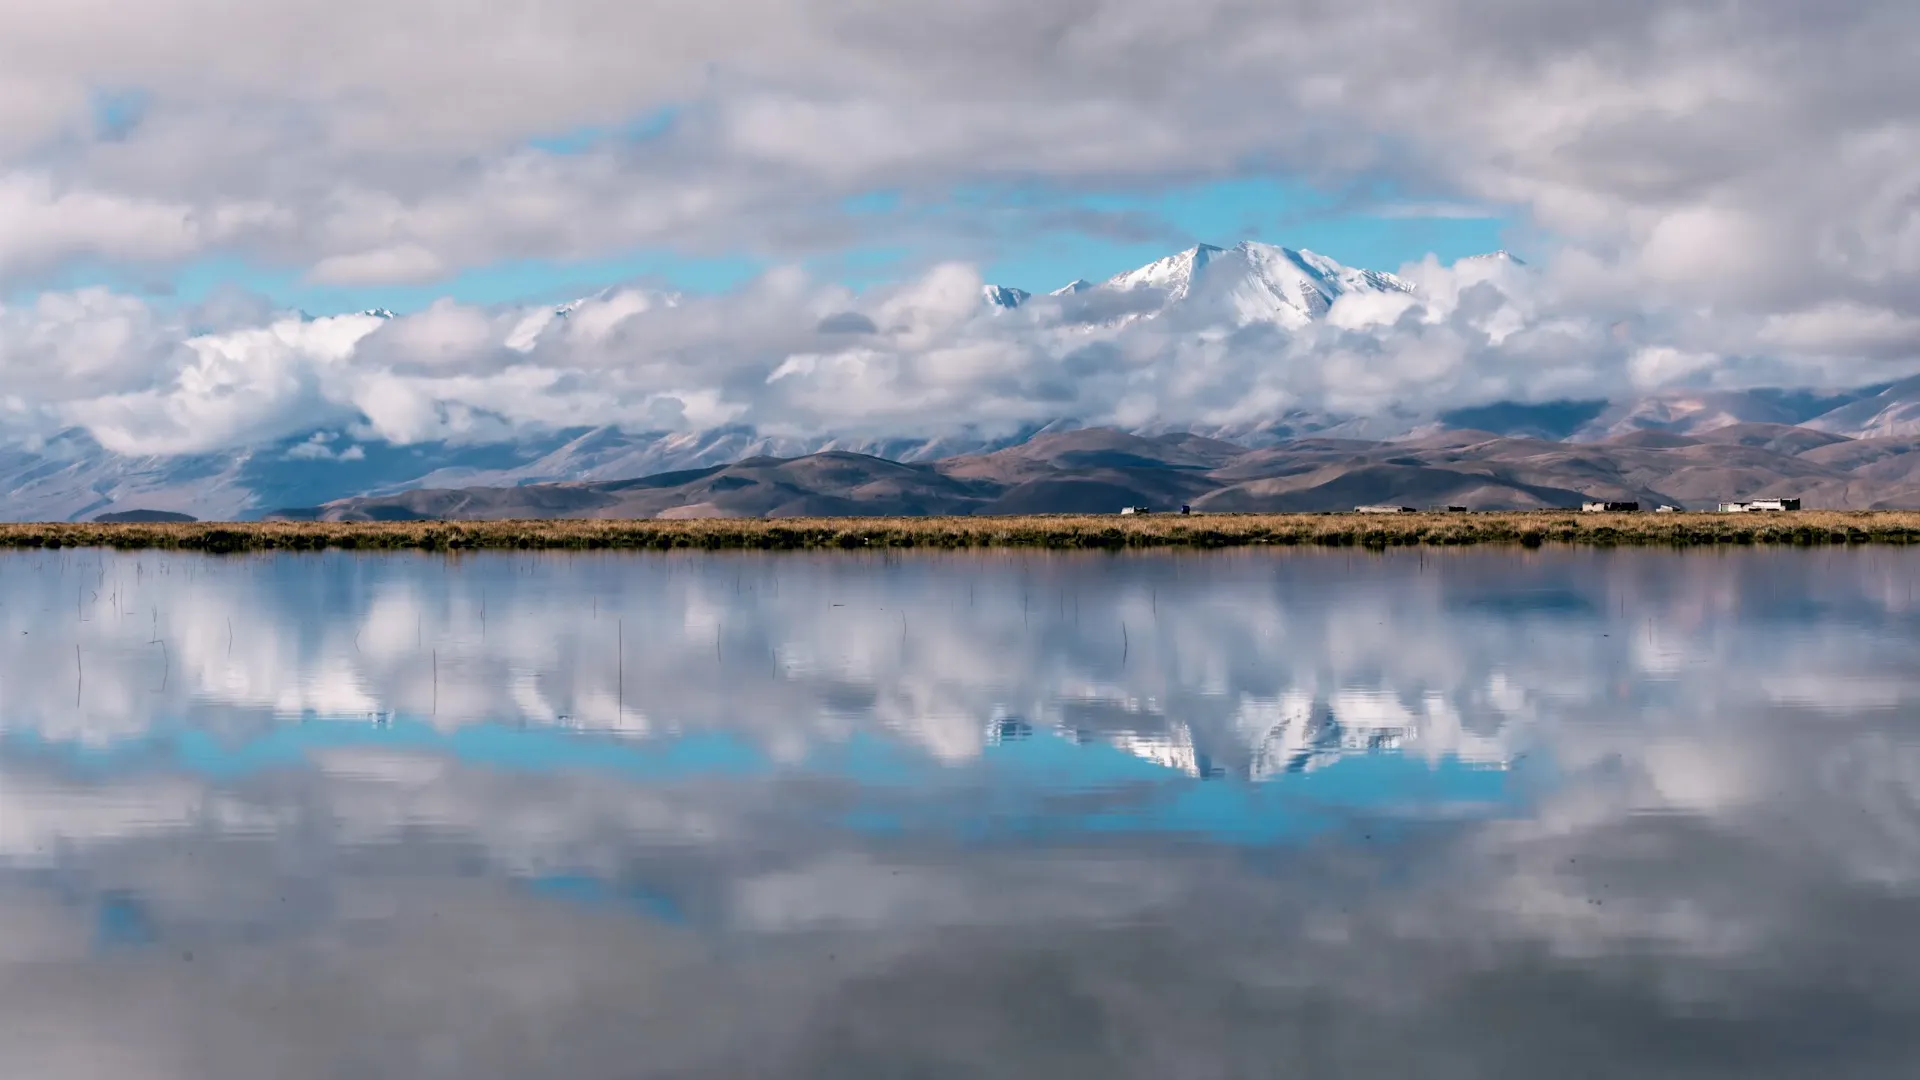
[1103,243,1228,300]
[982,284,1031,310]
[1460,249,1525,266]
[1083,240,1417,329]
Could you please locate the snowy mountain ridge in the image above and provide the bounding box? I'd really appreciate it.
[982,240,1418,328]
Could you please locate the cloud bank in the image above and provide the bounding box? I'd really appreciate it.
[3,251,1913,458]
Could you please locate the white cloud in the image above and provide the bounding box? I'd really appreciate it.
[0,248,1913,457]
[306,243,446,286]
[1627,345,1722,390]
[55,310,384,455]
[0,174,237,274]
[1758,304,1920,359]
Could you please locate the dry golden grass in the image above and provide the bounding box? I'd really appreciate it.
[1,511,1918,552]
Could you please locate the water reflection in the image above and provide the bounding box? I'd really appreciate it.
[0,547,1917,1077]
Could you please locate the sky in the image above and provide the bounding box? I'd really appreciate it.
[0,0,1916,457]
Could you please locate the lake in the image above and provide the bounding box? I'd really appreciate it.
[1,546,1918,1078]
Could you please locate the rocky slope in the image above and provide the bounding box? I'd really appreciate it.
[265,424,1920,521]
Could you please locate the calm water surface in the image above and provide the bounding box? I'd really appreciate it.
[1,547,1919,1078]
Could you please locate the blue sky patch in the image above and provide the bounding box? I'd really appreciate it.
[12,164,1515,314]
[90,87,151,142]
[527,106,681,154]
[970,177,1514,291]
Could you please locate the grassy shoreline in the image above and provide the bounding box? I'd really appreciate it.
[1,512,1918,552]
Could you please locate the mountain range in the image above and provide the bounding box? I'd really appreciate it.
[7,241,1920,521]
[263,421,1920,520]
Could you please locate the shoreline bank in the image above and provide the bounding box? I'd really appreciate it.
[2,512,1919,552]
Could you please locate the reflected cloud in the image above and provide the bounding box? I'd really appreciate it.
[15,548,1910,760]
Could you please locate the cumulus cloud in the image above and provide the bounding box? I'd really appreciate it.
[812,311,878,335]
[54,309,384,455]
[306,243,446,286]
[0,173,274,277]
